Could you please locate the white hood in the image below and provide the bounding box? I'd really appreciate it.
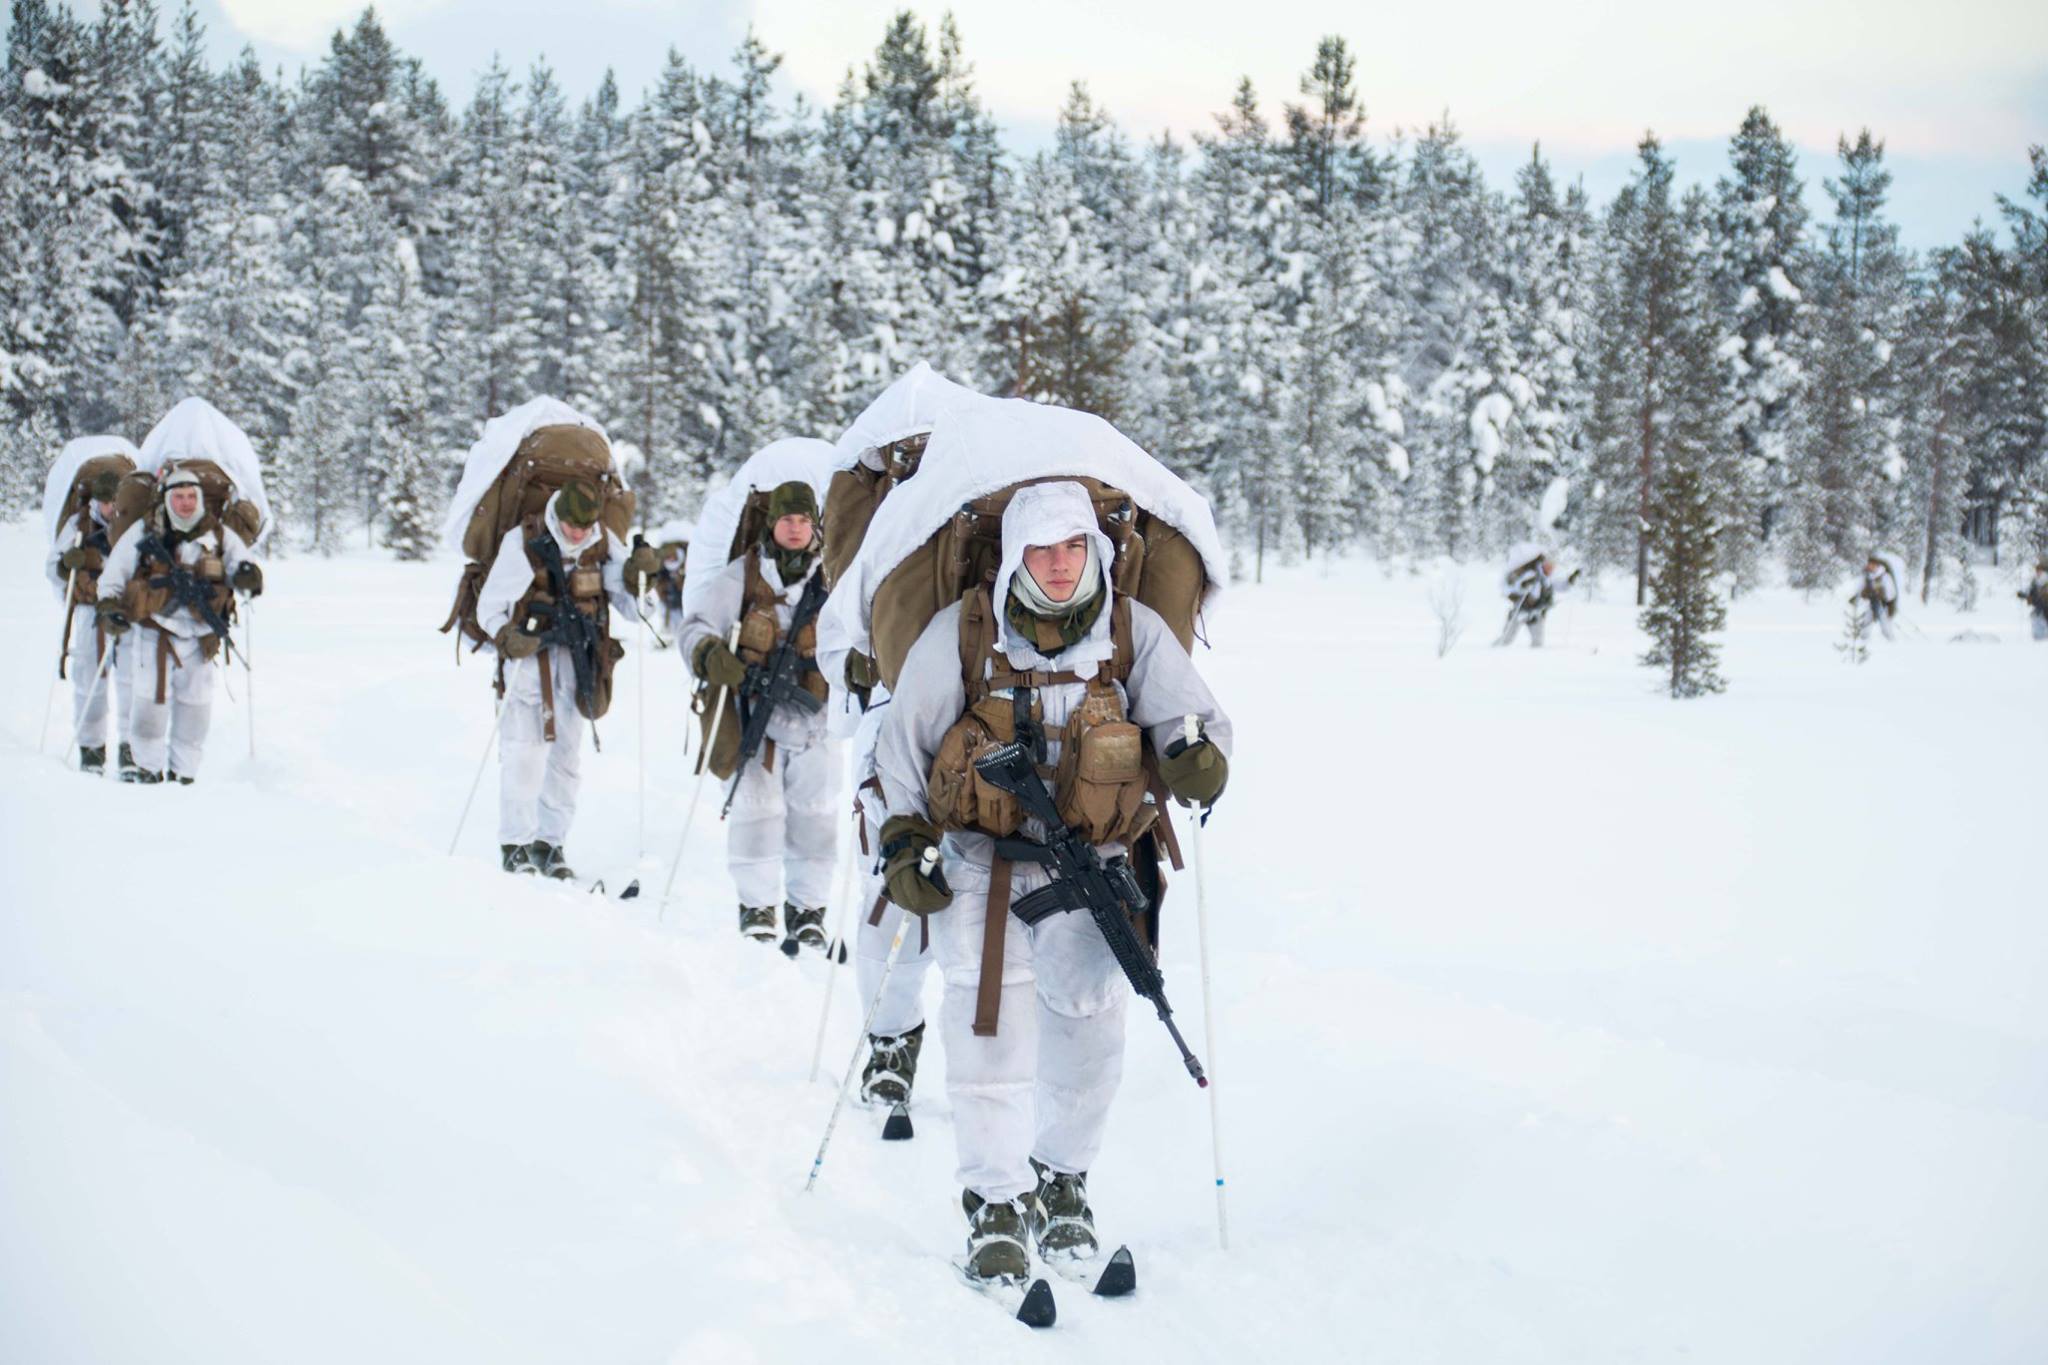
[991,481,1118,676]
[681,436,837,615]
[817,398,1225,664]
[42,434,139,547]
[137,399,273,545]
[830,362,991,472]
[441,396,614,553]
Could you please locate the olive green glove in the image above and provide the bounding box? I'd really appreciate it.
[622,541,660,597]
[233,561,263,597]
[95,600,131,637]
[1159,731,1228,807]
[880,814,952,913]
[844,649,879,708]
[495,623,543,660]
[692,635,747,690]
[58,546,92,573]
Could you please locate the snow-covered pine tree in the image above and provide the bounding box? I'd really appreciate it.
[1712,106,1808,582]
[1639,455,1728,697]
[369,231,439,561]
[1782,131,1912,590]
[1190,78,1292,577]
[1894,263,1972,604]
[445,59,522,427]
[1991,145,2048,562]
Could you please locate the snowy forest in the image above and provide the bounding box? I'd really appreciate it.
[4,0,2047,601]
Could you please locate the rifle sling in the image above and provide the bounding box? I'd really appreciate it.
[537,649,557,743]
[973,854,1012,1038]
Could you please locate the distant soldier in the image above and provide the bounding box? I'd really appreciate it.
[2019,558,2048,642]
[1853,553,1903,642]
[43,438,139,775]
[1497,546,1579,648]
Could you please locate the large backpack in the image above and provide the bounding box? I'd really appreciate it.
[867,475,1209,692]
[56,453,138,552]
[440,423,635,649]
[107,459,262,550]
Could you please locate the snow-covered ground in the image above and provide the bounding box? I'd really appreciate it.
[2,518,2043,1364]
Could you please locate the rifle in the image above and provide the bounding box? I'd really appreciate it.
[972,739,1209,1089]
[721,571,828,816]
[523,532,605,720]
[136,532,239,664]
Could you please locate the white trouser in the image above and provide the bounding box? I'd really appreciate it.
[497,646,586,846]
[2033,613,2048,641]
[932,857,1129,1204]
[68,604,132,747]
[126,625,216,777]
[854,821,935,1038]
[1500,611,1547,647]
[726,738,837,909]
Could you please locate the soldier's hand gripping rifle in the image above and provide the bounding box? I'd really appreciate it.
[524,532,604,719]
[974,740,1209,1088]
[136,532,240,665]
[720,572,829,817]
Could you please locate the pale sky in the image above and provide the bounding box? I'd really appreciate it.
[34,0,2048,245]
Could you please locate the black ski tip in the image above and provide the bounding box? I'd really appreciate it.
[1017,1279,1057,1328]
[619,879,640,900]
[835,940,849,964]
[1093,1246,1136,1297]
[779,936,800,959]
[881,1104,914,1141]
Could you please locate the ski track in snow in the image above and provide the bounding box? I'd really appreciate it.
[2,521,2044,1364]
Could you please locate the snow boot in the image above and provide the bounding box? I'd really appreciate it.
[500,843,537,875]
[859,1021,925,1107]
[738,904,779,943]
[118,741,136,777]
[783,901,829,954]
[528,840,576,881]
[960,1191,1034,1283]
[79,745,106,775]
[1028,1158,1100,1263]
[166,771,195,786]
[123,768,163,785]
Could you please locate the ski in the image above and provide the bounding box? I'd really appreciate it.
[950,1261,1056,1327]
[881,1103,913,1141]
[1045,1245,1136,1298]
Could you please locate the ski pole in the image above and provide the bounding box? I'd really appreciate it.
[659,623,743,910]
[448,699,506,856]
[39,567,83,754]
[1185,718,1230,1252]
[637,595,648,859]
[63,639,118,768]
[807,819,865,1084]
[804,850,934,1193]
[242,598,256,762]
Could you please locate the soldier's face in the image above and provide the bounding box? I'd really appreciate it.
[95,499,115,520]
[1023,536,1090,604]
[562,519,595,546]
[167,488,200,520]
[772,514,814,550]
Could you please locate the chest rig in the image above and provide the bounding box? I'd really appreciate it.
[738,548,829,706]
[505,515,620,740]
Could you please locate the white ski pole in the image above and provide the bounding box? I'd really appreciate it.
[1184,715,1230,1251]
[241,598,256,761]
[63,639,118,767]
[39,567,82,755]
[637,596,648,859]
[807,820,865,1083]
[448,699,507,856]
[659,623,743,909]
[804,849,933,1193]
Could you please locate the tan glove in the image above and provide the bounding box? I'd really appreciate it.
[233,562,264,597]
[496,624,543,660]
[95,599,131,637]
[622,541,660,597]
[692,635,747,690]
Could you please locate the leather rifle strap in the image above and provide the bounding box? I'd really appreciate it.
[973,854,1012,1037]
[538,649,557,742]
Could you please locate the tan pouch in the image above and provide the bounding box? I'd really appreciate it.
[568,566,603,599]
[1055,684,1150,845]
[737,605,778,662]
[927,697,1023,835]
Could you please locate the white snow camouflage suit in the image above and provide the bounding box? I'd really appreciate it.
[679,549,838,912]
[477,491,639,849]
[94,514,260,780]
[876,482,1231,1204]
[46,501,134,754]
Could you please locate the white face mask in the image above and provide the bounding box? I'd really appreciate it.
[165,493,205,533]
